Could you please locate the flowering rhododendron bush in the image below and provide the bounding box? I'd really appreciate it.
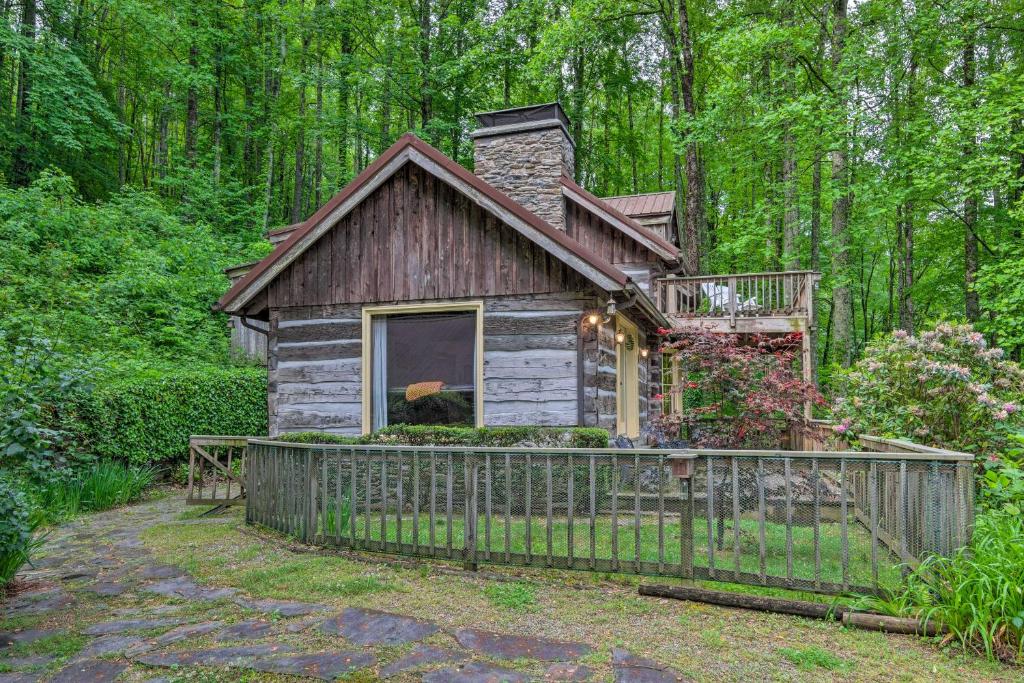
[831,323,1024,460]
[651,331,821,449]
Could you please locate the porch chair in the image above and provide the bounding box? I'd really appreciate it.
[700,282,758,314]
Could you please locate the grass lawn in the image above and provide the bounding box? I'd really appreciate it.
[307,508,903,591]
[138,506,1016,682]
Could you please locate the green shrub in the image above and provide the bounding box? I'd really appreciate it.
[368,425,610,448]
[67,366,267,464]
[275,425,609,448]
[831,322,1024,460]
[0,479,41,586]
[274,431,360,445]
[39,460,157,519]
[860,511,1024,663]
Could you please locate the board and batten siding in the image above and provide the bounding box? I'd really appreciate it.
[267,162,593,309]
[267,294,599,435]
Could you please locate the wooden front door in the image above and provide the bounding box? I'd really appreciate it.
[615,315,640,438]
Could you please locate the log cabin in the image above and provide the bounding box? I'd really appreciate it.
[216,103,818,438]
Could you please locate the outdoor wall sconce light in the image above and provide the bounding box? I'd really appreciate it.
[640,348,649,358]
[587,313,600,326]
[603,297,616,323]
[615,331,626,344]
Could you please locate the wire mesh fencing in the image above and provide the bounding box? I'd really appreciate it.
[244,440,974,595]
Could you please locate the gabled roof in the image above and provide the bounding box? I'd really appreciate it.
[215,134,631,314]
[604,191,676,218]
[559,177,681,262]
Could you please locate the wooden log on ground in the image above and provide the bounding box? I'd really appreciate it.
[639,584,946,637]
[841,611,943,636]
[638,584,846,620]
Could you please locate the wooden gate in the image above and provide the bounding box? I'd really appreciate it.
[187,436,251,505]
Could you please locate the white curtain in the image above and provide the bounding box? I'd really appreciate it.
[371,316,388,432]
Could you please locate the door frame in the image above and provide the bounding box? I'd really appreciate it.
[615,314,640,438]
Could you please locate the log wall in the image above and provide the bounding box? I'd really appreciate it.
[268,293,606,435]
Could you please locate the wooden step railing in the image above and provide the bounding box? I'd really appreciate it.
[186,436,251,506]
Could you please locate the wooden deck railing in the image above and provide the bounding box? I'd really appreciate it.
[242,438,973,595]
[654,271,817,324]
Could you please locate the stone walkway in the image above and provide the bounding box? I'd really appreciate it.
[0,495,689,682]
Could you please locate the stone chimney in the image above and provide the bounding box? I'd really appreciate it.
[471,103,575,231]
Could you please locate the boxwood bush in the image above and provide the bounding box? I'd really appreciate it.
[275,425,610,448]
[67,366,267,464]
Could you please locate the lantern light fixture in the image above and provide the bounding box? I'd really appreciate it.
[640,348,649,358]
[587,313,600,326]
[615,331,626,344]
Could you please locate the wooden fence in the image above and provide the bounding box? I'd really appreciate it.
[242,439,974,595]
[186,436,251,506]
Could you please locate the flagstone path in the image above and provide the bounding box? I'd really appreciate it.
[0,494,689,682]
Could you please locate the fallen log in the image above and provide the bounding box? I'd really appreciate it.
[841,611,944,637]
[639,584,947,637]
[638,584,847,620]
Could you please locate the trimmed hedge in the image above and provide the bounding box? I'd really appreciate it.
[67,366,267,464]
[277,425,610,448]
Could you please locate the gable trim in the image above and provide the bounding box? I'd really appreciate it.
[216,134,628,314]
[560,177,681,262]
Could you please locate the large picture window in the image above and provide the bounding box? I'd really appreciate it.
[362,303,483,432]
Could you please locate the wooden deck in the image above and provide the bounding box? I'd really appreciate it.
[653,271,820,417]
[653,271,818,334]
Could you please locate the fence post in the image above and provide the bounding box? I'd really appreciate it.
[464,454,478,571]
[679,475,694,580]
[305,449,317,543]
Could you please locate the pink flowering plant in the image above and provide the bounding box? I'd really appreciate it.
[651,331,822,449]
[831,323,1024,461]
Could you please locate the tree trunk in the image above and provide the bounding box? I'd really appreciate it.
[185,23,199,167]
[292,24,311,224]
[212,46,223,185]
[829,0,853,366]
[263,0,286,232]
[677,0,705,275]
[962,32,980,322]
[781,2,798,269]
[12,0,36,184]
[418,0,432,135]
[810,144,821,272]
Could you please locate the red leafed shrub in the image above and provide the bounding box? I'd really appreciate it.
[653,331,822,449]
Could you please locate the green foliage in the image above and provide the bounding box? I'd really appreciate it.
[67,366,267,464]
[976,253,1024,360]
[36,460,157,520]
[0,479,41,586]
[831,323,1024,458]
[0,334,90,480]
[0,171,266,368]
[978,433,1024,515]
[777,646,851,673]
[483,581,537,610]
[276,425,610,448]
[322,494,353,537]
[859,512,1024,664]
[272,431,359,445]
